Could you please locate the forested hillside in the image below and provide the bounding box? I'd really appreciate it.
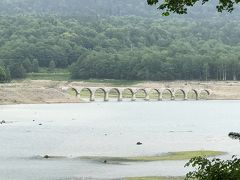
[0,0,239,82]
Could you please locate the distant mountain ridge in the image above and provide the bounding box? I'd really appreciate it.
[0,0,157,17]
[0,0,239,20]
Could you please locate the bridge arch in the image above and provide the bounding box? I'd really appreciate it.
[94,88,108,101]
[161,88,174,100]
[201,89,210,96]
[200,89,210,99]
[174,89,187,100]
[108,88,122,101]
[79,88,94,101]
[135,88,148,100]
[149,88,161,101]
[122,88,135,101]
[187,89,199,100]
[69,87,79,97]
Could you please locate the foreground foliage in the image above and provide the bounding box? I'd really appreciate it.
[229,132,240,140]
[185,156,240,180]
[124,176,183,180]
[147,0,240,15]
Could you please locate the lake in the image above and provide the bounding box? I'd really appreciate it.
[0,101,240,180]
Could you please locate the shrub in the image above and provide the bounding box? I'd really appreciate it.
[185,156,240,180]
[229,132,240,140]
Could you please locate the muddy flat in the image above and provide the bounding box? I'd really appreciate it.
[1,80,240,105]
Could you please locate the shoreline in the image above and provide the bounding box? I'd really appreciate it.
[1,80,240,105]
[1,99,240,106]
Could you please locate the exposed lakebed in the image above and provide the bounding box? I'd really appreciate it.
[0,101,240,180]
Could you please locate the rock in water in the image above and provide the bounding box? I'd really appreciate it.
[136,142,143,145]
[0,120,6,124]
[43,155,50,159]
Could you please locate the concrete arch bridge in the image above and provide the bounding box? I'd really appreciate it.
[66,87,211,102]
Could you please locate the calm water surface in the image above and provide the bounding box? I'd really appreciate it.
[0,101,240,179]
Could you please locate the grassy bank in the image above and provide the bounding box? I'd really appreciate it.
[26,68,70,81]
[83,79,141,86]
[27,72,70,81]
[80,150,225,162]
[26,69,140,86]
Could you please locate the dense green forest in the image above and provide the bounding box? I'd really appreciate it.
[0,0,240,82]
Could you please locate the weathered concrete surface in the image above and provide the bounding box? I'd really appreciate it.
[67,87,210,101]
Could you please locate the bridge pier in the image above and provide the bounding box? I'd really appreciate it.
[118,92,123,101]
[132,93,136,101]
[159,93,163,101]
[104,93,109,102]
[145,94,150,101]
[196,95,199,100]
[90,94,95,101]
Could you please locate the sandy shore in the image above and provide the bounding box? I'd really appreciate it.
[0,80,240,105]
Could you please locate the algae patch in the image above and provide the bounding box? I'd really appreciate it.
[80,150,225,163]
